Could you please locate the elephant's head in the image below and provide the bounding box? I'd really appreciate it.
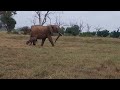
[48,25,62,43]
[48,25,59,33]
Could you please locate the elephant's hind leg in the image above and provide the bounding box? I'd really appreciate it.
[41,38,46,46]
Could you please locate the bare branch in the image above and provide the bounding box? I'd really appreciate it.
[32,18,36,25]
[41,11,50,25]
[55,16,59,26]
[69,21,75,27]
[79,21,84,32]
[49,11,56,14]
[34,11,59,26]
[116,27,120,32]
[55,12,64,27]
[94,26,103,31]
[47,16,51,24]
[86,24,91,32]
[34,11,54,26]
[117,27,120,30]
[35,11,42,25]
[34,15,39,19]
[94,26,103,36]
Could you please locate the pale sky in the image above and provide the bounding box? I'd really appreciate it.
[14,11,120,32]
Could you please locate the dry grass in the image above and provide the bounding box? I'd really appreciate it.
[0,31,120,79]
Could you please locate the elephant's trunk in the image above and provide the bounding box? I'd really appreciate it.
[54,32,62,43]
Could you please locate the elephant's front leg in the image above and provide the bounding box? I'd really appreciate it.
[47,35,54,46]
[41,38,46,46]
[33,40,36,45]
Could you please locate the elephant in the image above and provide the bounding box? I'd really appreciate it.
[26,37,37,45]
[26,25,62,46]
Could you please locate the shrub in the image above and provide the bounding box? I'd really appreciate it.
[12,30,19,34]
[19,26,31,35]
[65,25,80,36]
[79,32,96,37]
[59,27,65,35]
[97,30,109,37]
[110,30,120,38]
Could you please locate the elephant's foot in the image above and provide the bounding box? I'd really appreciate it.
[52,45,55,47]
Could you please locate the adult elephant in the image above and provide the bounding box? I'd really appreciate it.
[26,25,62,46]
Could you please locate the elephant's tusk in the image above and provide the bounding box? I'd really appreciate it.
[59,32,63,36]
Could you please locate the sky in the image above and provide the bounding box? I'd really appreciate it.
[14,11,120,32]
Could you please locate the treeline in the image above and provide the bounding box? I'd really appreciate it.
[10,25,120,39]
[0,11,120,38]
[60,25,120,38]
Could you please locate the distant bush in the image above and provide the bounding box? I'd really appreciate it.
[110,30,120,38]
[12,30,19,34]
[19,26,31,35]
[97,30,109,37]
[64,33,73,36]
[79,32,96,37]
[59,27,65,35]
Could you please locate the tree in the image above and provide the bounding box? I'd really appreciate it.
[0,11,17,32]
[72,25,80,36]
[0,11,16,16]
[86,24,91,32]
[97,29,109,37]
[31,16,36,25]
[65,25,80,36]
[102,30,109,37]
[65,27,71,34]
[34,11,53,26]
[94,26,103,36]
[55,12,64,27]
[79,21,84,33]
[110,27,120,38]
[59,27,65,35]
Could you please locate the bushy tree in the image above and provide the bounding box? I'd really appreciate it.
[72,25,79,36]
[65,27,72,35]
[65,25,80,36]
[0,11,17,32]
[59,27,65,35]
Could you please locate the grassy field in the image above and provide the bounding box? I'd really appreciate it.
[0,31,120,79]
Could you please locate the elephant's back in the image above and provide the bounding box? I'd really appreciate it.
[30,26,48,38]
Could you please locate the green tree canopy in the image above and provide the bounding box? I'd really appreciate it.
[65,25,80,36]
[0,11,17,32]
[59,27,65,34]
